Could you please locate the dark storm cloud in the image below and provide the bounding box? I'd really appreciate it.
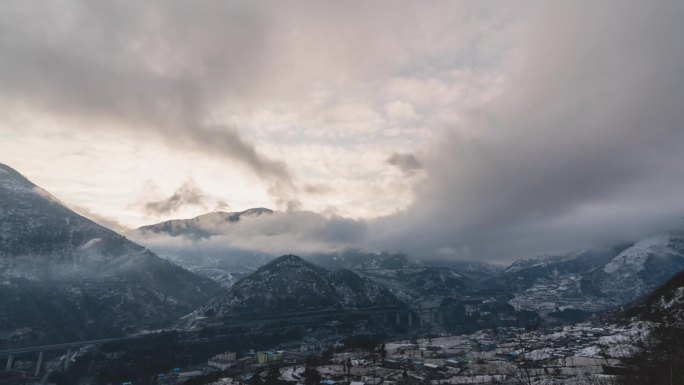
[370,1,684,262]
[387,153,423,175]
[144,180,207,216]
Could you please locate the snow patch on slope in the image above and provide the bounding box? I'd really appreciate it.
[603,234,672,274]
[660,286,684,310]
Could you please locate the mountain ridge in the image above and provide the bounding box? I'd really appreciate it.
[134,207,274,238]
[196,254,405,320]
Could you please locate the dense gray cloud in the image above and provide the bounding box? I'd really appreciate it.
[3,1,684,263]
[144,180,207,216]
[0,1,496,208]
[0,1,298,202]
[387,153,423,176]
[369,1,684,262]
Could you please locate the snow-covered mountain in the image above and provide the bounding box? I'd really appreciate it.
[592,234,684,304]
[135,208,274,238]
[0,163,221,346]
[500,235,684,317]
[197,254,404,319]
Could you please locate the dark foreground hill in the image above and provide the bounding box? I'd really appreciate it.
[0,163,221,346]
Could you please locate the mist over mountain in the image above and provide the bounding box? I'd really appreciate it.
[136,208,275,238]
[131,205,684,324]
[0,164,221,346]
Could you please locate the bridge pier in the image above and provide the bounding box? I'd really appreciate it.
[383,313,388,324]
[395,313,400,325]
[65,349,71,370]
[438,311,444,325]
[5,353,13,371]
[408,313,413,327]
[34,351,43,377]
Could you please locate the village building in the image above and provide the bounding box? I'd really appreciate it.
[208,352,237,370]
[256,351,283,364]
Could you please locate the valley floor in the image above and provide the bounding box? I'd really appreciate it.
[119,320,648,385]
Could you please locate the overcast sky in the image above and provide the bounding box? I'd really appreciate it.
[2,1,684,262]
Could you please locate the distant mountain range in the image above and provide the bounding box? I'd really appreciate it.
[0,163,221,347]
[134,208,684,321]
[3,161,684,347]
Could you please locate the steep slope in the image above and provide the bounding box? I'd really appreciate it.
[627,270,684,323]
[498,235,684,316]
[498,248,618,288]
[198,254,404,318]
[0,163,221,346]
[591,234,684,304]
